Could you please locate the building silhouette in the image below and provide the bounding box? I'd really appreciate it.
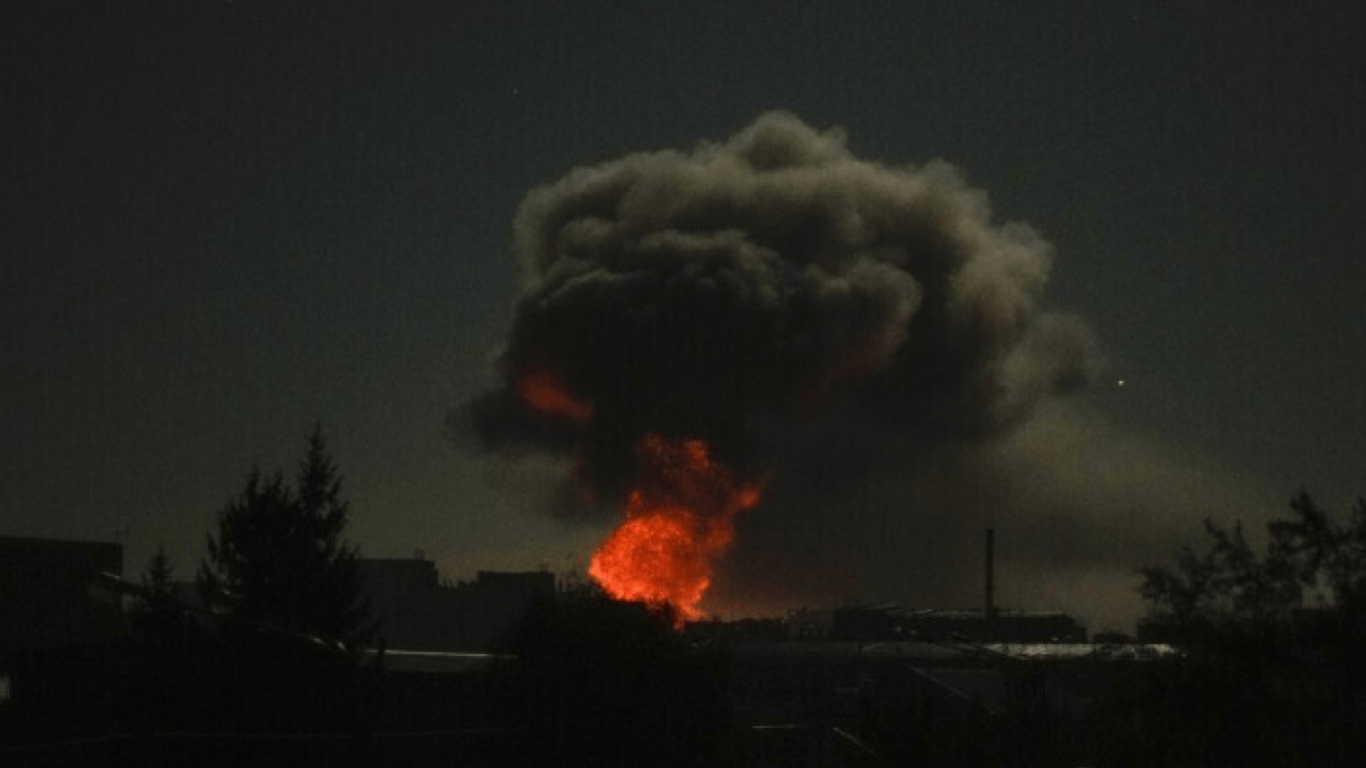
[357,558,554,651]
[0,536,128,742]
[0,535,125,654]
[831,604,1087,643]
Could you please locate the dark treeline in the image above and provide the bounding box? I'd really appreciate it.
[1084,491,1366,767]
[6,431,1366,768]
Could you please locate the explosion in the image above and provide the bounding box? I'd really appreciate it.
[588,434,761,622]
[461,111,1096,621]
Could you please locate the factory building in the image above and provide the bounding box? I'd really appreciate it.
[832,604,1087,643]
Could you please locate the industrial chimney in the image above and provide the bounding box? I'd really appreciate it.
[984,528,996,641]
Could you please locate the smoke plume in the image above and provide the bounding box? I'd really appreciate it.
[465,111,1096,504]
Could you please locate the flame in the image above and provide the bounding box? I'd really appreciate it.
[515,368,592,424]
[588,434,761,625]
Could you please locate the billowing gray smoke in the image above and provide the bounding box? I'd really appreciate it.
[466,111,1095,503]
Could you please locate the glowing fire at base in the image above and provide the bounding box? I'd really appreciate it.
[588,434,761,624]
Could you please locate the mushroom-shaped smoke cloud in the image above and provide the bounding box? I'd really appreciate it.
[464,111,1095,502]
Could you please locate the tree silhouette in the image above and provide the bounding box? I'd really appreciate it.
[199,425,371,648]
[122,545,205,732]
[1138,491,1366,642]
[133,544,186,644]
[190,426,378,737]
[138,544,176,609]
[1089,491,1366,767]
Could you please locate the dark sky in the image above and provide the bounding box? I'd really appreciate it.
[4,1,1363,632]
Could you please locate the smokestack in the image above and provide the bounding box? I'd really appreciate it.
[984,527,996,641]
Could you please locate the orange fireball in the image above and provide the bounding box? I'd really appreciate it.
[588,434,761,625]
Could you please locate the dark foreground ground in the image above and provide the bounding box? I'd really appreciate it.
[1,638,1128,768]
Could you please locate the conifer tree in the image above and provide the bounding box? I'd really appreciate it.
[199,425,371,648]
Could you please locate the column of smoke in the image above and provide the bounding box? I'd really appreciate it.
[459,111,1097,617]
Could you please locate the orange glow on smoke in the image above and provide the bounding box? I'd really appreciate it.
[588,434,761,625]
[515,369,592,424]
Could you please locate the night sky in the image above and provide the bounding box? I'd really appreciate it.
[5,1,1363,632]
